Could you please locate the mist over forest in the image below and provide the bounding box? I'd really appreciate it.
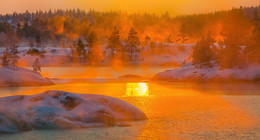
[0,6,259,67]
[0,6,258,43]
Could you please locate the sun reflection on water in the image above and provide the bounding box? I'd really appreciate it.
[125,83,149,97]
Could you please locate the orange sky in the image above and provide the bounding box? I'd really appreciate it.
[0,0,259,15]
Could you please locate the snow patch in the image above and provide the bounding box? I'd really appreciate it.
[153,63,260,82]
[0,67,54,87]
[0,90,147,133]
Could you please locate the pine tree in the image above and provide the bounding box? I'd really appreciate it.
[86,31,97,56]
[126,27,140,61]
[76,39,87,63]
[23,22,30,38]
[1,47,10,66]
[16,23,22,37]
[86,31,102,64]
[32,58,41,73]
[254,10,258,21]
[253,10,259,32]
[244,22,260,63]
[107,27,122,57]
[219,32,243,68]
[9,45,20,67]
[192,34,215,67]
[36,35,41,48]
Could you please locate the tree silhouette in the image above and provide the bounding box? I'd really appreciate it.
[36,35,41,48]
[32,58,41,73]
[244,24,260,63]
[9,44,20,67]
[219,32,243,68]
[107,27,122,58]
[192,34,215,67]
[76,38,87,63]
[1,47,10,66]
[126,27,140,61]
[86,31,97,56]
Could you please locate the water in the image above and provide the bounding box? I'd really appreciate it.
[1,67,260,139]
[39,66,175,79]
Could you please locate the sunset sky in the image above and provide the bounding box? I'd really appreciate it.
[0,0,259,15]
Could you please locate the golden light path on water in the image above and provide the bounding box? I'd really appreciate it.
[1,82,260,139]
[125,83,149,97]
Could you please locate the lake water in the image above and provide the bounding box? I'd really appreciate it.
[0,67,260,139]
[39,66,175,79]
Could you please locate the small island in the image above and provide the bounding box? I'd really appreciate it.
[0,90,147,133]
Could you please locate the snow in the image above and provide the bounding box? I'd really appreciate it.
[0,90,147,133]
[153,63,260,82]
[0,66,54,86]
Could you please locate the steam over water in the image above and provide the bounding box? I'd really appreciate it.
[1,67,260,139]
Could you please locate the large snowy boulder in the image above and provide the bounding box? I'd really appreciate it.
[0,90,147,133]
[153,63,260,82]
[0,66,54,86]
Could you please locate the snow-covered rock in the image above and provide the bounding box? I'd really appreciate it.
[0,90,147,133]
[153,63,260,82]
[0,67,54,86]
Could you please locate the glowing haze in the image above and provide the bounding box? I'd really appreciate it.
[0,0,259,15]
